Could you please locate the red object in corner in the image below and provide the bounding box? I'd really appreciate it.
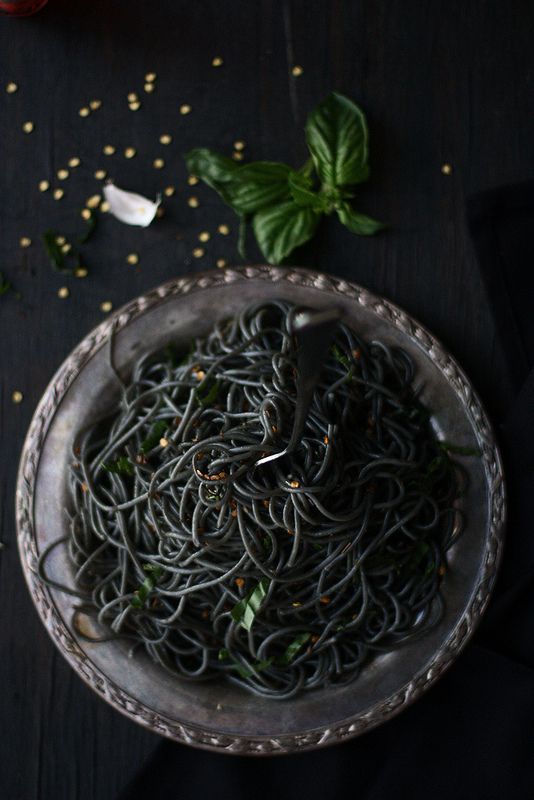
[0,0,48,15]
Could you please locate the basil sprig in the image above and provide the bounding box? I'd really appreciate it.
[185,92,384,265]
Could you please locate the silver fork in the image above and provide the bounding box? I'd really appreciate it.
[255,307,341,466]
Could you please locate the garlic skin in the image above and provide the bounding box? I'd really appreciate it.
[103,183,161,227]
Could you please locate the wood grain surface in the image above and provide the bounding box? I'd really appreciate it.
[1,1,533,797]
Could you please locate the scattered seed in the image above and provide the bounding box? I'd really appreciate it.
[438,565,446,576]
[86,194,101,209]
[194,370,206,381]
[232,151,244,161]
[198,231,210,242]
[159,133,172,145]
[100,300,113,313]
[180,103,192,115]
[144,83,155,93]
[68,157,81,168]
[100,201,110,213]
[22,121,34,134]
[81,208,92,220]
[188,196,199,208]
[53,188,64,200]
[211,56,223,67]
[6,82,18,94]
[233,140,245,151]
[319,596,331,605]
[164,185,175,197]
[159,437,169,448]
[103,145,115,155]
[218,224,230,235]
[441,163,452,175]
[58,286,70,299]
[145,72,157,83]
[311,635,320,644]
[127,92,138,103]
[291,64,304,76]
[292,601,302,607]
[19,237,31,248]
[188,175,199,186]
[192,247,205,258]
[55,235,66,246]
[12,390,23,403]
[61,243,72,254]
[124,147,136,159]
[94,169,107,180]
[129,101,141,111]
[90,99,102,110]
[153,158,165,169]
[127,253,139,265]
[323,435,329,445]
[290,480,300,488]
[57,168,69,180]
[216,258,227,268]
[78,107,90,117]
[156,207,164,218]
[38,180,50,192]
[81,482,88,493]
[74,267,88,278]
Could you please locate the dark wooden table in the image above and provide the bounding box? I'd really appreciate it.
[1,2,532,798]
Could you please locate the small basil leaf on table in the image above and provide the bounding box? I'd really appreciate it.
[252,201,322,264]
[184,148,239,203]
[337,203,385,236]
[305,92,369,187]
[224,162,293,214]
[231,577,270,631]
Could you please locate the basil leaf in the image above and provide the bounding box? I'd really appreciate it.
[184,148,239,204]
[305,92,369,187]
[140,420,168,453]
[42,230,73,274]
[0,272,12,297]
[252,201,321,264]
[289,171,326,210]
[439,442,481,456]
[102,455,134,476]
[218,649,273,678]
[231,577,270,631]
[195,380,219,407]
[331,344,351,370]
[278,632,311,666]
[78,211,97,244]
[224,162,292,214]
[131,564,163,608]
[337,204,385,236]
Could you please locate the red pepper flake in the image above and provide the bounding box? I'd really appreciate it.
[81,482,88,493]
[323,435,329,445]
[310,634,319,644]
[201,608,210,619]
[320,596,331,605]
[438,565,446,576]
[235,577,245,589]
[352,348,362,360]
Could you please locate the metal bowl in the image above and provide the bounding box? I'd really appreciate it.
[16,266,505,754]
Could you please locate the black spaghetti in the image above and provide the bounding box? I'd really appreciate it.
[39,301,462,699]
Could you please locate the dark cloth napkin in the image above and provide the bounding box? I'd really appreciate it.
[119,184,534,800]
